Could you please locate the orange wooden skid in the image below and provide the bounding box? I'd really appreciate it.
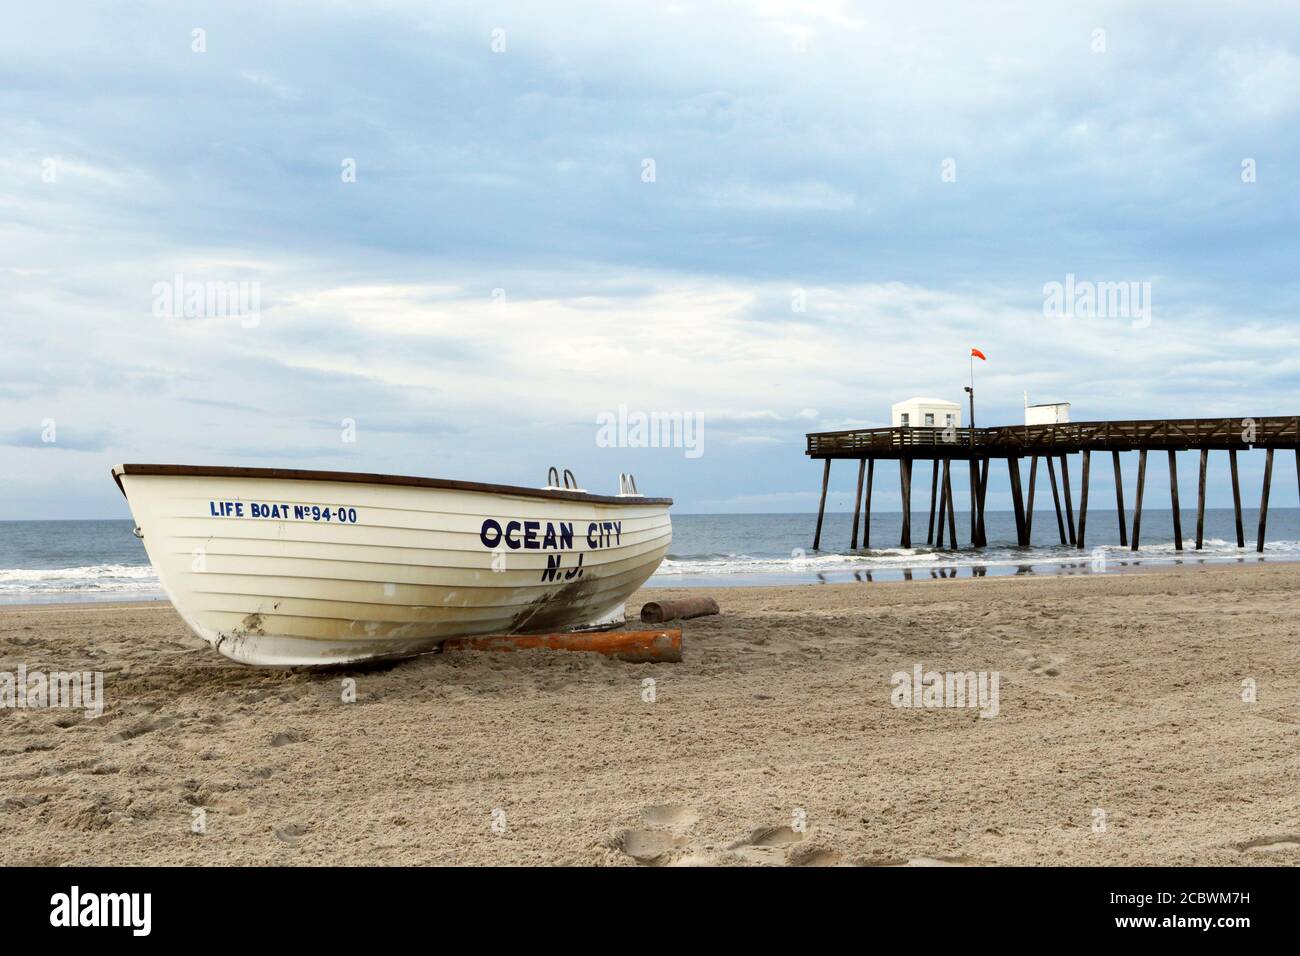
[442,628,682,663]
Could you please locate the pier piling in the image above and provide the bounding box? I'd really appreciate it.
[1229,449,1245,548]
[968,460,980,547]
[1060,454,1076,545]
[1008,457,1027,546]
[1112,450,1128,546]
[862,459,874,549]
[926,461,939,545]
[1258,447,1274,553]
[1168,450,1183,551]
[851,458,866,550]
[1077,450,1091,549]
[943,458,957,547]
[935,464,948,547]
[1046,457,1067,544]
[1132,449,1148,551]
[899,457,913,548]
[977,458,989,546]
[1196,448,1208,550]
[1026,455,1039,543]
[812,459,831,551]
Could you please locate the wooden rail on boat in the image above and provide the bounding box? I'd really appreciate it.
[805,416,1300,556]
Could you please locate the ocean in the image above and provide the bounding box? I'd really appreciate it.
[2,509,1299,603]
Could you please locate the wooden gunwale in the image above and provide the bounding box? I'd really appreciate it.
[112,464,673,507]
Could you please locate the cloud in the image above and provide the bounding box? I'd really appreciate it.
[0,426,112,452]
[697,181,857,212]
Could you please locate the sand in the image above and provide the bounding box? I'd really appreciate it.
[2,562,1299,866]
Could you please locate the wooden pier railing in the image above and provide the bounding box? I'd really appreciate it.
[805,416,1300,556]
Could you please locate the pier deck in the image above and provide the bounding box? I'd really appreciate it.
[805,416,1300,555]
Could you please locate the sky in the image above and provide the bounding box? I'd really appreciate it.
[2,0,1299,519]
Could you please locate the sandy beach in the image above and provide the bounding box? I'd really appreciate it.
[2,562,1298,867]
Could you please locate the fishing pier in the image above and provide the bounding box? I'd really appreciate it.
[806,417,1300,554]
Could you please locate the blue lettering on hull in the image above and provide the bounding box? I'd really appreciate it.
[208,500,358,523]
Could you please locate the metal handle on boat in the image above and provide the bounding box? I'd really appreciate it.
[618,473,640,495]
[562,469,577,490]
[547,466,560,488]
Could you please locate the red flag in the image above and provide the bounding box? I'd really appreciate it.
[970,348,987,361]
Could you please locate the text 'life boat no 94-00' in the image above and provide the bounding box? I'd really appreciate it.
[112,464,672,666]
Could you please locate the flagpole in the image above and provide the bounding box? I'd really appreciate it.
[966,353,976,445]
[965,349,982,546]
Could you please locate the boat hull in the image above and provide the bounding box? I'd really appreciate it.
[113,466,671,666]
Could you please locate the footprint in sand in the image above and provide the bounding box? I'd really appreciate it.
[787,845,842,867]
[618,810,843,867]
[1016,648,1065,679]
[274,822,310,844]
[106,716,176,743]
[1239,834,1300,854]
[616,805,700,865]
[726,825,807,865]
[619,828,685,863]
